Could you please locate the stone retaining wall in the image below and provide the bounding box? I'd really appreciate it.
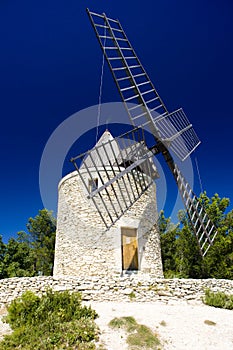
[0,276,232,306]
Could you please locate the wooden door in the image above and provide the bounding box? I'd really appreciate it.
[121,228,138,271]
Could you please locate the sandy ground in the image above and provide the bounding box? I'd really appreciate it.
[0,301,232,349]
[87,300,233,350]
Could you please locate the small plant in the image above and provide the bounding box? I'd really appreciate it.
[128,291,136,300]
[203,289,233,310]
[160,320,167,326]
[1,289,99,350]
[109,316,160,349]
[204,319,216,326]
[148,284,158,292]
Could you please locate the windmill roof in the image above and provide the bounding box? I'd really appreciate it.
[80,130,120,169]
[80,130,159,179]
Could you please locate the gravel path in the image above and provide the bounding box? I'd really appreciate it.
[0,301,232,349]
[88,300,233,349]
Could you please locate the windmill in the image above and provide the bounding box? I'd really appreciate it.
[71,9,218,258]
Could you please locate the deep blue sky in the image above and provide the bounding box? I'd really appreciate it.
[0,0,233,242]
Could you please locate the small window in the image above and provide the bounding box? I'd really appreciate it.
[88,178,98,193]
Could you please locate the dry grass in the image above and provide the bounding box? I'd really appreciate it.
[109,316,161,349]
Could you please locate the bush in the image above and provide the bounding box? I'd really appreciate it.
[203,289,233,310]
[1,289,99,349]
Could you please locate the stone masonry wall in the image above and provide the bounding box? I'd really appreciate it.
[0,276,232,306]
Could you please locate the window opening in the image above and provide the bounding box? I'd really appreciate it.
[89,178,98,192]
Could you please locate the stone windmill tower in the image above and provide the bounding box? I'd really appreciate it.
[53,129,164,277]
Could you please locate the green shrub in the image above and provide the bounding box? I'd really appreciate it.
[5,290,40,329]
[203,289,233,310]
[1,289,99,349]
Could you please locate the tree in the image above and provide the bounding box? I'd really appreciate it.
[26,209,56,276]
[3,237,34,277]
[158,211,179,277]
[194,193,233,278]
[0,209,56,279]
[174,212,203,278]
[159,193,233,279]
[0,236,7,279]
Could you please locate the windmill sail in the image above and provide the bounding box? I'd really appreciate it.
[85,9,218,256]
[174,164,218,256]
[87,9,200,161]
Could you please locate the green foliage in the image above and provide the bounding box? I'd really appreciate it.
[2,237,34,278]
[5,290,40,329]
[174,222,203,278]
[27,209,56,275]
[1,289,99,349]
[160,192,233,279]
[159,211,178,275]
[0,209,56,279]
[109,316,160,349]
[203,289,233,310]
